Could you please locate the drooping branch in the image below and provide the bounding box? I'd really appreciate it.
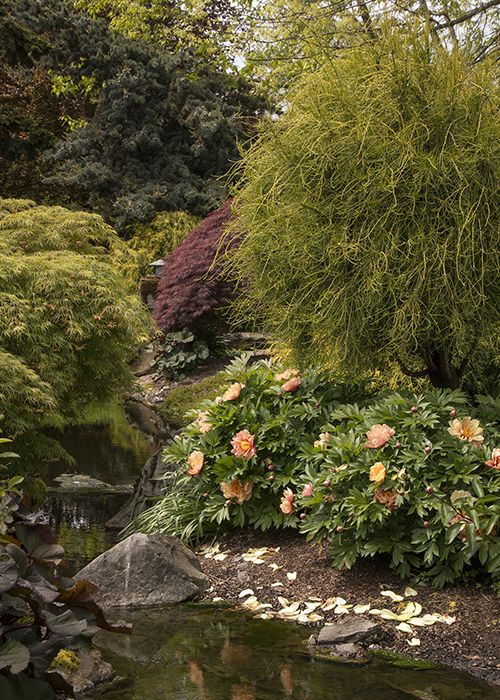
[433,0,500,31]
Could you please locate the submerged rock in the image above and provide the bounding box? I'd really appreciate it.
[73,532,210,609]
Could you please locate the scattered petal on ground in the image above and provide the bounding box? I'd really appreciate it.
[353,604,371,614]
[396,622,414,634]
[404,586,418,597]
[381,590,404,602]
[238,589,254,598]
[287,572,297,581]
[407,638,421,647]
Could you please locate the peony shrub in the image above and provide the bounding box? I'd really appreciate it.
[127,354,372,543]
[296,390,500,587]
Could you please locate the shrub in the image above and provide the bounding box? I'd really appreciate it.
[159,373,229,428]
[121,211,201,293]
[127,354,372,543]
[151,331,210,381]
[0,479,129,699]
[296,389,500,588]
[153,200,241,339]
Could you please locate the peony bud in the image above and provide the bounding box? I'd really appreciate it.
[268,475,274,482]
[424,521,430,527]
[268,464,275,471]
[203,492,209,498]
[225,500,232,506]
[300,513,307,520]
[336,525,344,532]
[411,406,418,413]
[424,446,431,454]
[322,479,331,487]
[426,485,433,493]
[443,486,449,492]
[315,402,320,408]
[395,442,402,448]
[450,409,456,418]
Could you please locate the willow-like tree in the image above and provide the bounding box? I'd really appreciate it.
[231,25,500,390]
[0,198,150,471]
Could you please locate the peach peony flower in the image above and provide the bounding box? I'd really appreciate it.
[314,432,331,449]
[373,487,397,511]
[302,483,314,497]
[282,375,301,392]
[231,430,256,459]
[196,411,212,434]
[448,417,484,448]
[221,479,254,504]
[365,424,395,449]
[275,369,299,382]
[222,383,245,401]
[280,487,294,514]
[369,462,386,483]
[187,450,204,476]
[486,448,500,469]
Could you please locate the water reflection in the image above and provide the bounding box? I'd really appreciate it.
[95,607,500,700]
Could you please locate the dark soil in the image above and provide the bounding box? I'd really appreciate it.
[135,349,500,687]
[200,527,500,686]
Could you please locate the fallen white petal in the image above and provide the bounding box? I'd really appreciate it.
[381,591,404,602]
[407,617,428,627]
[307,613,324,622]
[305,602,322,611]
[353,604,370,614]
[268,563,281,572]
[271,582,284,587]
[334,606,351,614]
[287,572,297,581]
[278,596,289,607]
[238,589,254,598]
[396,622,414,634]
[213,553,228,561]
[404,586,418,597]
[212,597,223,602]
[407,638,421,647]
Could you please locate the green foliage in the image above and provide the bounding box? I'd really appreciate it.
[121,211,200,292]
[159,374,229,428]
[231,25,500,389]
[0,493,130,699]
[0,198,150,469]
[296,389,500,587]
[127,354,372,543]
[151,332,210,381]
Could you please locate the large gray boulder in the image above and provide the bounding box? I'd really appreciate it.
[73,533,210,609]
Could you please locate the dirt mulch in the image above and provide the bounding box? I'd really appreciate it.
[198,527,500,686]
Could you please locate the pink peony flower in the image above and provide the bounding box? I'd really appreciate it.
[369,462,386,484]
[220,479,254,504]
[448,417,484,448]
[282,375,301,392]
[274,368,299,382]
[314,432,331,449]
[486,448,500,469]
[222,382,245,401]
[230,430,256,459]
[373,487,397,511]
[187,450,204,476]
[365,424,395,449]
[280,487,294,514]
[196,411,212,434]
[302,482,314,497]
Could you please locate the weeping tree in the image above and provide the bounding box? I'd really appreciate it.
[0,198,150,473]
[231,24,500,390]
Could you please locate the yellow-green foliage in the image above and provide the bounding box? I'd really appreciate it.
[50,649,81,671]
[231,24,500,390]
[159,373,228,427]
[121,211,201,292]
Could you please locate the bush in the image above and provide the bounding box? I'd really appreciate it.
[129,356,500,589]
[0,478,129,699]
[127,354,372,543]
[296,389,500,588]
[151,331,210,381]
[121,211,201,293]
[153,200,241,339]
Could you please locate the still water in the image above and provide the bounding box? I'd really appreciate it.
[96,606,500,700]
[42,416,500,700]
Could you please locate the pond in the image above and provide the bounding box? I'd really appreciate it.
[41,414,500,700]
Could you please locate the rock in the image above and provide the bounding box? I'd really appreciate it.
[105,449,177,530]
[46,649,115,698]
[317,619,383,646]
[332,643,361,658]
[51,474,133,493]
[73,533,210,609]
[122,397,168,443]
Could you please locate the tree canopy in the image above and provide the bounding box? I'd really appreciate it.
[231,24,500,390]
[0,198,150,469]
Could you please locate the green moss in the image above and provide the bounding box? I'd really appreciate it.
[158,374,228,427]
[50,649,81,671]
[368,649,442,669]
